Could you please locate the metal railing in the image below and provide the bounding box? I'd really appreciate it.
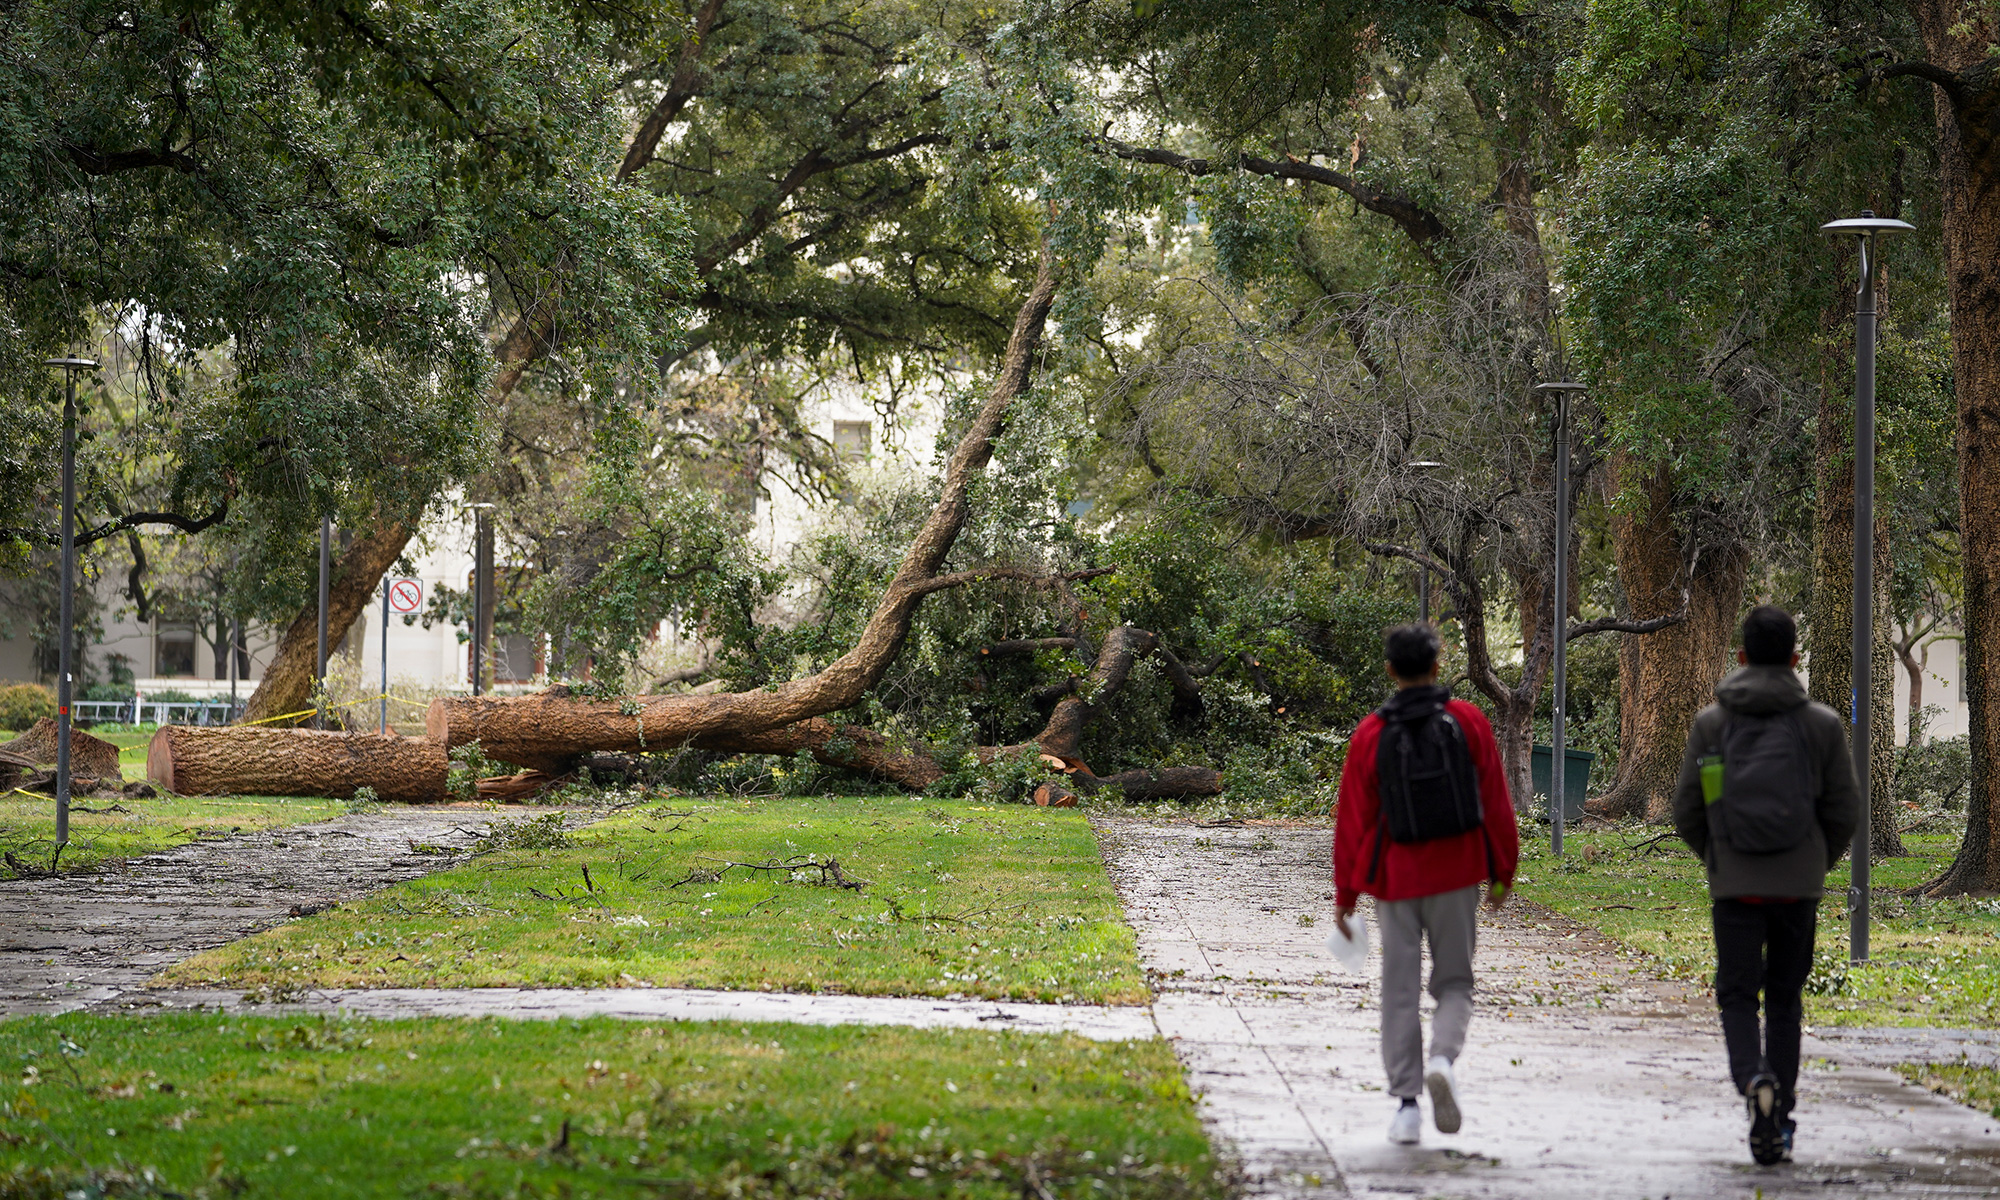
[71,699,245,727]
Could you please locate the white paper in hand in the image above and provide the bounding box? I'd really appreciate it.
[1325,908,1369,973]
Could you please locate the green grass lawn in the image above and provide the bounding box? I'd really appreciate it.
[0,1012,1226,1200]
[0,793,346,880]
[156,796,1150,1005]
[1897,1060,2000,1120]
[1522,825,2000,1027]
[95,727,155,773]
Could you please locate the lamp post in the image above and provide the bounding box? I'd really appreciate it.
[1534,382,1587,858]
[1405,461,1448,623]
[468,503,495,695]
[43,356,97,855]
[1821,210,1914,965]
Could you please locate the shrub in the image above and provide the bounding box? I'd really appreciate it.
[0,683,54,731]
[1898,735,1970,811]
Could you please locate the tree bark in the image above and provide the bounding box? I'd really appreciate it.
[428,249,1061,766]
[1036,626,1156,764]
[1806,244,1905,857]
[1913,9,2000,892]
[239,518,413,724]
[1592,456,1746,819]
[1899,638,1928,746]
[1869,514,1907,856]
[147,726,447,803]
[692,719,946,790]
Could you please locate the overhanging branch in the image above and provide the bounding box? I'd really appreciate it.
[1102,136,1448,254]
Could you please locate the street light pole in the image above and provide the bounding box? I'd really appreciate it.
[43,356,97,856]
[1822,210,1914,965]
[1535,382,1587,858]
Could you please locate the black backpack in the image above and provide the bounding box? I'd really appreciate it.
[1703,709,1817,854]
[1369,688,1484,882]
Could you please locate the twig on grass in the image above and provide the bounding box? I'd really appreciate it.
[1626,830,1683,857]
[671,855,868,891]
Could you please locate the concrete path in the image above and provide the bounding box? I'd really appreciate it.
[1094,816,2000,1199]
[0,808,510,1014]
[89,984,1157,1041]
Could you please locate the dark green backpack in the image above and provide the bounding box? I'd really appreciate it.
[1699,709,1817,854]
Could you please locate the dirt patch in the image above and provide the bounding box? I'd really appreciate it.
[0,807,596,1015]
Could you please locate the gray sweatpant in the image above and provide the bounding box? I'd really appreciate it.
[1376,884,1480,1099]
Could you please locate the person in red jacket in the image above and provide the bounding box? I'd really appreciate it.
[1333,624,1519,1145]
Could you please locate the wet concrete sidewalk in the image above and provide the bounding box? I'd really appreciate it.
[1094,817,2000,1199]
[0,808,507,1014]
[91,984,1158,1041]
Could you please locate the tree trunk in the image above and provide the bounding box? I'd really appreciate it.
[1915,10,2000,892]
[1489,690,1536,817]
[693,719,946,790]
[1036,626,1156,764]
[239,518,413,724]
[1901,640,1927,746]
[147,726,447,803]
[1592,456,1746,819]
[1869,514,1907,856]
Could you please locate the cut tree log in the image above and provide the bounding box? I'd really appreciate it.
[147,726,447,803]
[2,719,123,781]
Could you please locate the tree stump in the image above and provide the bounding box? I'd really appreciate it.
[1,719,122,781]
[147,727,447,803]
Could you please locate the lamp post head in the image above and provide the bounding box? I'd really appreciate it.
[1405,460,1448,471]
[1820,210,1916,238]
[1532,381,1587,394]
[43,357,99,370]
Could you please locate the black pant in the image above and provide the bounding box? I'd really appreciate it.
[1712,898,1817,1114]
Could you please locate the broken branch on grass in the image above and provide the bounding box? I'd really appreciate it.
[1626,830,1683,857]
[671,854,868,890]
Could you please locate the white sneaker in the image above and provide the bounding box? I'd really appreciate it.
[1425,1055,1462,1134]
[1388,1102,1422,1145]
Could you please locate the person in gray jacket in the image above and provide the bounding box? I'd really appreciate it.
[1673,605,1860,1167]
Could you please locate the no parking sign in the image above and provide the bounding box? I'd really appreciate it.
[387,578,424,614]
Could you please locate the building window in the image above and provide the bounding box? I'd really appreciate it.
[155,621,196,677]
[832,420,871,463]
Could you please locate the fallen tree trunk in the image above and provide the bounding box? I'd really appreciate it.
[148,726,448,803]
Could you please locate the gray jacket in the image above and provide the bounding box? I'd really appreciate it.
[1672,665,1862,900]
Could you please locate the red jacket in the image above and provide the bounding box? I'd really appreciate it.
[1334,698,1519,908]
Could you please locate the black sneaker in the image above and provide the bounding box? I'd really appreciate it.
[1746,1074,1784,1166]
[1779,1117,1796,1162]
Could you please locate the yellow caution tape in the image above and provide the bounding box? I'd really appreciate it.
[238,692,436,726]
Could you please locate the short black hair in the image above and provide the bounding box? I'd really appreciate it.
[1385,624,1441,680]
[1741,605,1796,665]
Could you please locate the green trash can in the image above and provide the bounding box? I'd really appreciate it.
[1530,744,1595,822]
